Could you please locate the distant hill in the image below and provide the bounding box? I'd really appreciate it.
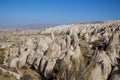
[0,24,58,30]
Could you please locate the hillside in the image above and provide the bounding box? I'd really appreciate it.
[0,20,120,80]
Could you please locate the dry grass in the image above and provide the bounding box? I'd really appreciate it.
[0,49,5,64]
[0,72,17,80]
[52,59,86,80]
[20,68,41,80]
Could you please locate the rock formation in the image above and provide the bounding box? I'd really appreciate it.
[0,20,120,80]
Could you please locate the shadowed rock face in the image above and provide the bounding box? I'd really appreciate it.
[0,20,120,80]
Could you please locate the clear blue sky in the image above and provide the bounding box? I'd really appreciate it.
[0,0,120,27]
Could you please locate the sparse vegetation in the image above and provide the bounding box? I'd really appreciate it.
[0,21,120,80]
[0,49,5,64]
[0,72,17,80]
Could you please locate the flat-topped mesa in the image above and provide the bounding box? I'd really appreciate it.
[0,20,120,80]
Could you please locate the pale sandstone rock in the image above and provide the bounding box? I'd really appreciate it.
[1,20,120,80]
[44,58,57,78]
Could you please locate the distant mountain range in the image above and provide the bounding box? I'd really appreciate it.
[0,20,120,30]
[0,24,58,30]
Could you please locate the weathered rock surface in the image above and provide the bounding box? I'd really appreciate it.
[0,20,120,80]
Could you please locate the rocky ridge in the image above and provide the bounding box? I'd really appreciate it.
[0,20,120,80]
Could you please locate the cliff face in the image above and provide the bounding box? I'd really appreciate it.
[0,20,120,80]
